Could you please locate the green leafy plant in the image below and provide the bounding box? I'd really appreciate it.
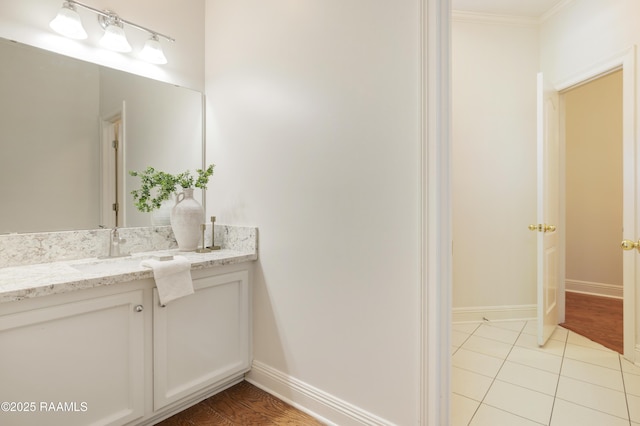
[129,164,215,212]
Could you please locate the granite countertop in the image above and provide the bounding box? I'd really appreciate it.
[0,248,257,304]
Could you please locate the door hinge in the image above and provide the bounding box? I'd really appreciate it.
[112,203,119,212]
[112,139,119,150]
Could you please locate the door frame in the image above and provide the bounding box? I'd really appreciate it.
[421,0,451,424]
[555,46,636,361]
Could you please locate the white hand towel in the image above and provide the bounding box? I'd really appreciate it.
[140,256,194,306]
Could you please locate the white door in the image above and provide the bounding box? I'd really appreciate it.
[618,56,638,361]
[532,72,560,346]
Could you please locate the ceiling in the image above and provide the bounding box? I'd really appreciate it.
[451,0,566,18]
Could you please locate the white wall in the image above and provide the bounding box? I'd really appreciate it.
[0,0,205,90]
[204,1,421,424]
[452,15,539,315]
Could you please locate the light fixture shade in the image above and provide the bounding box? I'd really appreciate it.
[140,35,167,64]
[100,22,132,53]
[49,3,88,40]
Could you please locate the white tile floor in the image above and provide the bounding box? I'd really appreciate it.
[452,320,640,425]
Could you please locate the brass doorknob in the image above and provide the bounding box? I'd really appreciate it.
[621,239,640,252]
[528,224,556,233]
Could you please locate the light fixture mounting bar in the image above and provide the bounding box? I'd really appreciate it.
[66,0,175,42]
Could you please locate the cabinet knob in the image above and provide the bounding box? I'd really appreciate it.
[134,305,144,312]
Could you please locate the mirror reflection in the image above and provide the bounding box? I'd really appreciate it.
[0,37,203,234]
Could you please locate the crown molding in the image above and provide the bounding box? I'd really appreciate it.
[540,0,576,22]
[453,0,577,27]
[452,10,539,27]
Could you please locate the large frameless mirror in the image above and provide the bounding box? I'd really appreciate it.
[0,37,203,234]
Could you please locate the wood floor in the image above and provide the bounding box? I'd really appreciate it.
[155,381,325,425]
[561,291,623,354]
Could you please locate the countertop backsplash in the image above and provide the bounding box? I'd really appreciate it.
[0,225,257,269]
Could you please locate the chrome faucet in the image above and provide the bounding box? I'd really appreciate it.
[107,227,128,258]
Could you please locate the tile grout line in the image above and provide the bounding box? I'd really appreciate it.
[618,354,632,425]
[547,326,569,425]
[462,321,498,425]
[452,322,482,356]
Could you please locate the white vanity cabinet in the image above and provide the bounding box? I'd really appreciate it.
[0,263,252,426]
[0,287,146,426]
[152,269,251,410]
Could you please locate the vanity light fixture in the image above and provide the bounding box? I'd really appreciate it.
[49,1,87,40]
[98,12,131,53]
[139,34,167,64]
[50,0,174,64]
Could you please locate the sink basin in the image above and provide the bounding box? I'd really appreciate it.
[68,252,183,276]
[70,256,148,275]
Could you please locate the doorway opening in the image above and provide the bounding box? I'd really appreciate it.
[554,46,637,361]
[560,69,623,354]
[100,109,125,228]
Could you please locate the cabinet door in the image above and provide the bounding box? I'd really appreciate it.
[0,290,145,426]
[153,270,250,410]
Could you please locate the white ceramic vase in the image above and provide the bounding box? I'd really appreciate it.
[170,188,204,251]
[151,195,174,226]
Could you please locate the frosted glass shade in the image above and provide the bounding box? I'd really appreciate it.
[140,36,167,64]
[49,4,87,40]
[100,23,131,53]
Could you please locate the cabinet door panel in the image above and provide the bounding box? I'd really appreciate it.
[0,290,145,426]
[153,270,250,410]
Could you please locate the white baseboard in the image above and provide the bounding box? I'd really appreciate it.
[246,361,395,426]
[452,304,536,323]
[565,279,623,299]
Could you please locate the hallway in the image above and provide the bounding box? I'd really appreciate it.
[452,320,640,425]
